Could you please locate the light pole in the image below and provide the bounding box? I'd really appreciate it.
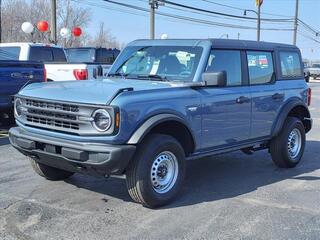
[293,0,299,45]
[219,33,229,39]
[244,9,261,41]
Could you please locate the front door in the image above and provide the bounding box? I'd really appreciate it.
[200,49,251,149]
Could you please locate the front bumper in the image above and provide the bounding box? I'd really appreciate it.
[9,127,136,176]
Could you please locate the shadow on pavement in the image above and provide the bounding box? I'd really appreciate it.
[65,140,320,208]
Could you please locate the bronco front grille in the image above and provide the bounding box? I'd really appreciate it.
[26,115,80,130]
[18,97,97,134]
[25,99,79,113]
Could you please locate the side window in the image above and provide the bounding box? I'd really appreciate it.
[52,48,67,62]
[0,47,21,60]
[206,50,242,86]
[96,49,114,64]
[29,47,53,62]
[279,51,302,78]
[247,51,274,85]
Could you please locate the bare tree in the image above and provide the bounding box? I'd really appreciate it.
[88,22,120,49]
[1,0,91,47]
[2,0,31,42]
[57,0,91,47]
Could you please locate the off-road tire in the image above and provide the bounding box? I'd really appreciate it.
[126,134,186,208]
[30,158,74,180]
[270,117,305,168]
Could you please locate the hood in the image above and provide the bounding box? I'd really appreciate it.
[18,78,183,105]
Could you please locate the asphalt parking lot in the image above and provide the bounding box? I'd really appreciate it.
[0,83,320,240]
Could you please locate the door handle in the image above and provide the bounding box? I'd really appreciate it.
[272,93,284,100]
[236,96,250,104]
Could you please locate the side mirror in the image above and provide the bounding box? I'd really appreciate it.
[202,71,227,87]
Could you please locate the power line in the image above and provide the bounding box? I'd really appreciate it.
[161,0,293,22]
[99,0,293,31]
[200,0,293,18]
[76,0,262,30]
[298,30,320,44]
[298,19,320,36]
[161,2,293,26]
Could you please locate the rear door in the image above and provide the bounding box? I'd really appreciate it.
[200,49,251,149]
[248,51,285,138]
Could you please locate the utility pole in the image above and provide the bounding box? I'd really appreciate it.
[293,0,299,45]
[0,0,2,43]
[149,0,164,39]
[149,0,155,39]
[257,4,261,41]
[51,0,57,44]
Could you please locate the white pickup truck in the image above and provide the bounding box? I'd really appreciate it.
[308,63,320,80]
[0,43,109,81]
[65,47,119,77]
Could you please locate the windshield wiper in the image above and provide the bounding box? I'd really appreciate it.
[137,74,168,81]
[108,72,127,78]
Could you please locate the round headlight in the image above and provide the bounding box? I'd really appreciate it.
[14,98,23,117]
[92,109,112,132]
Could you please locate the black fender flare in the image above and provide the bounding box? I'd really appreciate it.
[271,98,311,137]
[127,113,196,145]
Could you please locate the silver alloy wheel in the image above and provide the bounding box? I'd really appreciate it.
[150,151,179,194]
[287,128,302,159]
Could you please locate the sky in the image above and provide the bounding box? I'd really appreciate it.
[74,0,320,60]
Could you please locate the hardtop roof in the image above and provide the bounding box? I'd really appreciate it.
[209,39,298,51]
[130,39,299,51]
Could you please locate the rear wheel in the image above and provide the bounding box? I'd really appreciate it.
[126,134,185,208]
[30,158,74,180]
[270,117,305,168]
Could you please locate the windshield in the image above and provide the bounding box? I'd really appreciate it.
[312,64,320,68]
[0,47,21,60]
[66,48,95,63]
[108,46,203,82]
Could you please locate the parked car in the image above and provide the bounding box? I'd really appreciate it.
[65,47,120,77]
[9,39,312,208]
[0,43,106,81]
[308,63,320,80]
[0,60,45,121]
[303,61,310,82]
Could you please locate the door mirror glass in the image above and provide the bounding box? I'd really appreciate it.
[202,71,227,87]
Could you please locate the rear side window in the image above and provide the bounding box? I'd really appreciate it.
[29,47,53,62]
[247,51,274,85]
[279,51,302,78]
[96,49,114,64]
[0,47,21,60]
[206,50,242,86]
[52,48,67,62]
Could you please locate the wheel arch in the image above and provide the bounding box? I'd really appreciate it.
[127,114,196,156]
[271,99,312,137]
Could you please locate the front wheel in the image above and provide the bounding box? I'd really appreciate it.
[270,117,306,168]
[126,134,186,208]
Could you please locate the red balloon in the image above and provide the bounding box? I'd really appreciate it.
[37,21,49,32]
[72,27,82,37]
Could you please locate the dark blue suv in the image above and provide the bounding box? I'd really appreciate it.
[9,39,312,208]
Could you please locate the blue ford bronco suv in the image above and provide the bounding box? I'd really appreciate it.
[9,39,312,208]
